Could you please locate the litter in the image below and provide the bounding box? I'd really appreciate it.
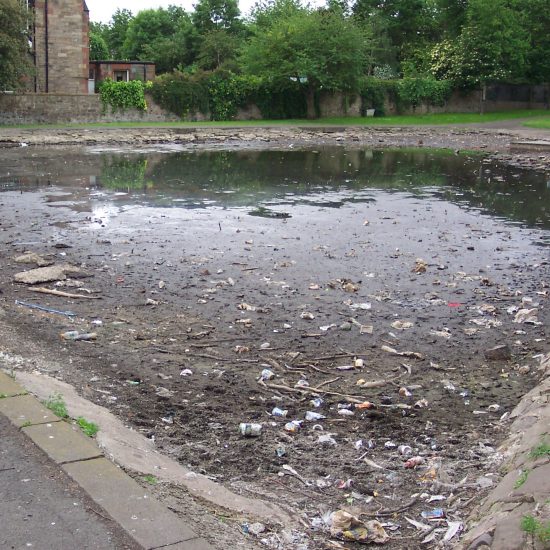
[421,508,446,520]
[239,423,262,437]
[60,330,97,341]
[329,510,389,544]
[16,300,76,317]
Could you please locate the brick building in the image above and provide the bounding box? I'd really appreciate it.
[90,61,156,90]
[30,0,90,94]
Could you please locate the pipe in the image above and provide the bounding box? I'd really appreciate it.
[44,0,49,92]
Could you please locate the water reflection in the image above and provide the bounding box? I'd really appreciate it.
[1,147,548,229]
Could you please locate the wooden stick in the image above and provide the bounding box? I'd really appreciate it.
[264,382,371,404]
[29,287,100,299]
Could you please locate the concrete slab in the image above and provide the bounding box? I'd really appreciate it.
[63,458,209,550]
[22,421,103,464]
[0,371,27,397]
[0,394,59,427]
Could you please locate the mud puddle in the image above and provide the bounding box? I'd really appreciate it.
[0,145,548,549]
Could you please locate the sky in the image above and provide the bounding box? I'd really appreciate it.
[86,0,258,23]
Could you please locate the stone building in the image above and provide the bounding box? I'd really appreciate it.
[30,0,90,94]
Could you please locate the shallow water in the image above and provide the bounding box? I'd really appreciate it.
[2,147,549,231]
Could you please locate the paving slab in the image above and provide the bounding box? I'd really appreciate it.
[22,420,103,464]
[0,371,27,397]
[0,414,137,550]
[0,393,59,426]
[63,457,210,550]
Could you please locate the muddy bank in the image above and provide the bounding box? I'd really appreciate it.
[2,124,549,176]
[0,142,548,549]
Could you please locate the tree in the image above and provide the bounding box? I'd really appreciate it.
[89,31,109,61]
[196,29,238,70]
[0,0,31,90]
[241,9,369,118]
[520,0,550,83]
[192,0,242,34]
[106,8,133,59]
[430,0,529,87]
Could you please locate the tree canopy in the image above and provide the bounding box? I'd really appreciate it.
[0,0,31,90]
[242,7,369,118]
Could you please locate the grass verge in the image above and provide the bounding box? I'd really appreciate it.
[523,117,550,129]
[1,110,548,130]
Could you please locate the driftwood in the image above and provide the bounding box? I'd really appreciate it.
[264,381,374,404]
[29,287,100,299]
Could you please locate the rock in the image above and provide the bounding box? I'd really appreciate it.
[248,522,266,536]
[484,345,512,361]
[14,264,90,285]
[14,252,54,267]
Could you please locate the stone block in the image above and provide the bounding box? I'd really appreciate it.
[22,421,102,464]
[0,394,58,427]
[0,372,27,397]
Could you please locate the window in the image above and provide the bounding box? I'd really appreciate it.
[114,70,129,82]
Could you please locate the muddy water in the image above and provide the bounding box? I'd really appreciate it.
[2,147,549,229]
[0,146,549,549]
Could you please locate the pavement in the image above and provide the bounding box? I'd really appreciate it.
[0,371,213,550]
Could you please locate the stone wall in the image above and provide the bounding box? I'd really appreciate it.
[0,93,179,125]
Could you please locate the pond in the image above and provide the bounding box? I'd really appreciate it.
[2,146,549,231]
[0,145,548,549]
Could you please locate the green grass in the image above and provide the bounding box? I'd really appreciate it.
[44,393,69,419]
[514,469,530,489]
[521,515,550,543]
[21,420,32,428]
[1,109,548,130]
[76,416,99,437]
[529,441,550,459]
[142,474,158,485]
[523,117,550,129]
[0,393,7,399]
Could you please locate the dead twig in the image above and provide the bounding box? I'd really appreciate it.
[311,376,341,391]
[363,497,418,518]
[264,382,371,404]
[29,287,100,299]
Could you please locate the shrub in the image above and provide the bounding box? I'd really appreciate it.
[150,71,209,119]
[99,79,150,112]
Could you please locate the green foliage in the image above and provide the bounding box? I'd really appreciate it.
[430,0,530,87]
[253,81,306,119]
[208,72,259,120]
[192,0,242,34]
[0,0,32,90]
[529,440,550,459]
[398,77,452,108]
[359,78,397,115]
[151,71,210,117]
[142,474,158,484]
[99,79,150,112]
[521,515,550,543]
[197,30,239,70]
[76,417,99,437]
[122,7,190,62]
[242,8,370,118]
[45,393,69,419]
[89,32,109,61]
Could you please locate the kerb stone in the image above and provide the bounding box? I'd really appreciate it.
[22,421,103,464]
[62,458,209,550]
